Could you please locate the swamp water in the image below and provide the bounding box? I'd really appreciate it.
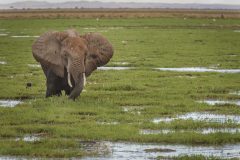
[140,128,240,135]
[1,66,239,159]
[122,106,143,115]
[82,142,240,159]
[0,34,8,36]
[0,61,6,65]
[0,100,22,108]
[230,91,240,96]
[155,67,240,73]
[11,35,39,38]
[112,62,129,65]
[198,100,240,106]
[15,135,40,142]
[97,67,133,70]
[27,64,41,68]
[0,142,239,159]
[153,112,240,124]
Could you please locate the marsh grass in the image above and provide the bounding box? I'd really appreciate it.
[0,17,239,158]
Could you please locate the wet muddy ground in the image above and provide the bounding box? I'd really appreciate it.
[1,141,239,159]
[0,17,239,159]
[0,66,239,158]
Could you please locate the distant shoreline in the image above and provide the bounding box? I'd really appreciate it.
[0,1,240,10]
[0,8,239,19]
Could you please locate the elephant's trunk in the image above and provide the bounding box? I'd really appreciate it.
[68,58,86,100]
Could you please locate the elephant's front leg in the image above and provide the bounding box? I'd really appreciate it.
[46,70,62,97]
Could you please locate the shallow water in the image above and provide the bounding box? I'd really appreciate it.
[121,40,127,45]
[27,64,41,68]
[112,62,129,65]
[155,67,240,73]
[140,129,173,135]
[153,112,240,124]
[122,106,143,115]
[16,135,40,142]
[99,30,109,33]
[97,67,133,70]
[198,100,240,106]
[0,157,26,160]
[0,100,22,108]
[108,27,124,30]
[83,27,97,30]
[228,54,237,57]
[178,112,240,124]
[140,128,240,135]
[0,61,6,65]
[12,73,33,77]
[176,75,197,78]
[11,35,39,38]
[0,141,240,159]
[230,91,240,96]
[83,142,240,159]
[201,128,240,134]
[80,141,109,156]
[97,122,119,125]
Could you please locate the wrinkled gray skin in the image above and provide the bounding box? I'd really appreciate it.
[32,30,113,100]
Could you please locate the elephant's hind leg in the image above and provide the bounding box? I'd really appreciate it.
[46,70,62,97]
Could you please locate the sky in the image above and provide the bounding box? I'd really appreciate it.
[0,0,239,5]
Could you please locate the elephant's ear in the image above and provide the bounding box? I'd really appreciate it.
[32,31,68,77]
[81,33,114,77]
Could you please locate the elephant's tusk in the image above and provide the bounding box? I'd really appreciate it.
[68,72,73,88]
[83,72,86,86]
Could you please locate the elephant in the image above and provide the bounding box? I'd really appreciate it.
[32,29,114,100]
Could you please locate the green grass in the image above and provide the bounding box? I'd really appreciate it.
[0,17,239,158]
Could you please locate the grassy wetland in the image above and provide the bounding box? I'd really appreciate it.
[0,10,240,159]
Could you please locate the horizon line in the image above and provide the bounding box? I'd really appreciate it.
[1,0,240,5]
